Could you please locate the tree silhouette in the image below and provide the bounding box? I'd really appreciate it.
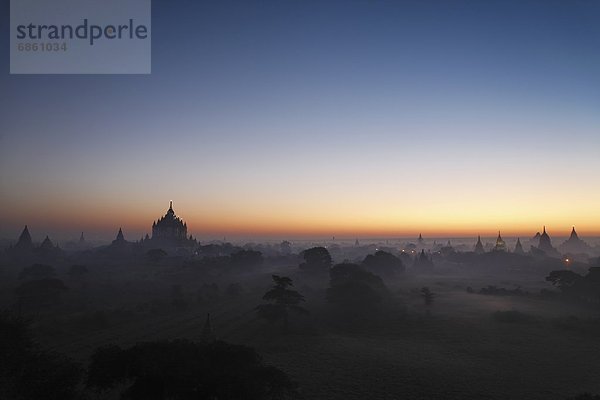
[546,270,582,292]
[170,284,188,311]
[0,312,83,399]
[198,283,220,304]
[15,278,68,309]
[568,394,600,400]
[327,263,387,318]
[299,247,332,273]
[230,249,263,270]
[226,282,244,297]
[19,264,56,280]
[421,287,435,306]
[546,267,600,303]
[67,264,88,280]
[362,250,405,277]
[280,240,292,255]
[256,275,308,333]
[87,340,296,400]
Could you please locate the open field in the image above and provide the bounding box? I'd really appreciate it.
[22,270,600,400]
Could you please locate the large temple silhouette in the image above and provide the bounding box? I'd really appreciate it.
[152,201,188,241]
[532,226,560,258]
[141,201,197,251]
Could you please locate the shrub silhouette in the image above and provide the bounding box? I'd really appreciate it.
[491,310,532,323]
[226,282,244,297]
[67,264,88,280]
[170,284,188,311]
[568,393,600,400]
[15,278,68,308]
[19,264,56,280]
[87,339,296,400]
[0,312,83,400]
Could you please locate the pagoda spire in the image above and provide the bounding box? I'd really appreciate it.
[538,225,554,253]
[16,225,33,248]
[494,231,507,252]
[514,238,524,254]
[570,226,578,239]
[474,235,484,254]
[201,313,215,343]
[41,235,54,249]
[166,200,175,216]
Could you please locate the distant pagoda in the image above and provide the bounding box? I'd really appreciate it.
[200,313,216,343]
[15,225,33,250]
[538,226,554,253]
[40,235,54,250]
[534,226,560,257]
[413,249,434,272]
[514,238,524,254]
[493,231,507,252]
[112,227,126,245]
[559,226,592,255]
[474,235,485,254]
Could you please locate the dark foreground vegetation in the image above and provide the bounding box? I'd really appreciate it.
[2,242,600,399]
[1,312,295,400]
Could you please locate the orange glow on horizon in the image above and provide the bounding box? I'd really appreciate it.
[2,195,600,240]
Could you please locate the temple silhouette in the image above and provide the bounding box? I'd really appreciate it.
[99,202,197,256]
[5,225,64,262]
[474,235,485,254]
[140,201,197,252]
[534,226,560,257]
[559,226,592,256]
[15,225,33,251]
[4,212,598,261]
[493,232,507,252]
[514,238,524,254]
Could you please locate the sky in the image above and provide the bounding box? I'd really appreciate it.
[1,0,600,242]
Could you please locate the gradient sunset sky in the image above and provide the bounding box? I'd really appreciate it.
[1,0,599,241]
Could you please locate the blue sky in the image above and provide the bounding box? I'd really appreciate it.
[1,0,599,240]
